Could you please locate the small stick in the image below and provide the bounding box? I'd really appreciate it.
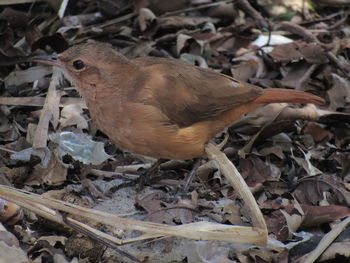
[277,21,350,79]
[0,185,267,245]
[301,216,350,263]
[32,68,61,149]
[236,0,268,28]
[278,21,319,43]
[205,143,268,244]
[162,0,234,17]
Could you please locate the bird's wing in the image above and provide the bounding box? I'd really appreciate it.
[132,57,263,127]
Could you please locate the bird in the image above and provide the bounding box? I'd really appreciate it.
[29,42,325,160]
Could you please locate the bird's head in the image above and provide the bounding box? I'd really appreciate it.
[29,42,132,86]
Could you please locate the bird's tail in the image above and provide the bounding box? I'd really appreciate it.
[253,88,325,105]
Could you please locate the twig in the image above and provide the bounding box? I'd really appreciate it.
[326,51,350,78]
[238,104,287,158]
[277,21,319,43]
[301,216,350,263]
[63,217,142,263]
[162,0,234,17]
[296,64,318,90]
[0,0,42,4]
[58,0,69,19]
[0,97,85,108]
[327,12,348,30]
[32,68,61,149]
[300,10,348,26]
[277,21,350,79]
[181,159,201,195]
[15,16,57,48]
[0,185,267,245]
[79,12,136,34]
[236,0,268,28]
[2,193,139,262]
[205,143,268,243]
[0,146,17,154]
[317,0,350,6]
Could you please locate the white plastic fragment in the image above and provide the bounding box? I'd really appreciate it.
[49,131,111,165]
[252,35,294,53]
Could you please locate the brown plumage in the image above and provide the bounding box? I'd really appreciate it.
[31,42,325,159]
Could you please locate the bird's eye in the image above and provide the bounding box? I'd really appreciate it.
[72,60,85,71]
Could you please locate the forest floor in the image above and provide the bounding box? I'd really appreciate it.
[1,0,350,262]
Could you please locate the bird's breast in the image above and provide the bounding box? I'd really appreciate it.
[84,95,209,159]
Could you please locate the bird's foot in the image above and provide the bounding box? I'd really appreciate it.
[179,158,201,197]
[137,158,167,190]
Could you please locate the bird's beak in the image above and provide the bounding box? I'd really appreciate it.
[28,54,62,67]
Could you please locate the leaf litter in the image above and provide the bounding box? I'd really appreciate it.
[1,0,350,262]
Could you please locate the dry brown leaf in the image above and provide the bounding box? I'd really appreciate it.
[281,202,304,234]
[4,66,52,87]
[159,16,219,30]
[328,73,350,111]
[0,167,28,184]
[293,174,350,206]
[59,104,88,129]
[138,8,156,32]
[265,209,290,241]
[258,145,285,159]
[37,235,66,247]
[240,156,279,188]
[135,0,190,14]
[186,241,235,263]
[303,122,333,142]
[300,204,350,228]
[223,203,244,226]
[231,54,265,81]
[42,189,91,208]
[319,241,350,261]
[0,240,29,263]
[136,191,198,224]
[177,33,200,55]
[291,149,322,176]
[268,41,327,64]
[0,222,19,247]
[26,156,67,186]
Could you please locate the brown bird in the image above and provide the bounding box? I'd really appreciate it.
[30,42,324,160]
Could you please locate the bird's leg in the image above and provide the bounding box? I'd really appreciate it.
[138,158,167,190]
[180,158,201,196]
[179,133,228,195]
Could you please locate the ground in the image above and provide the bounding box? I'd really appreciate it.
[1,0,350,262]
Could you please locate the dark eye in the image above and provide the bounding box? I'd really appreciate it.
[72,60,85,70]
